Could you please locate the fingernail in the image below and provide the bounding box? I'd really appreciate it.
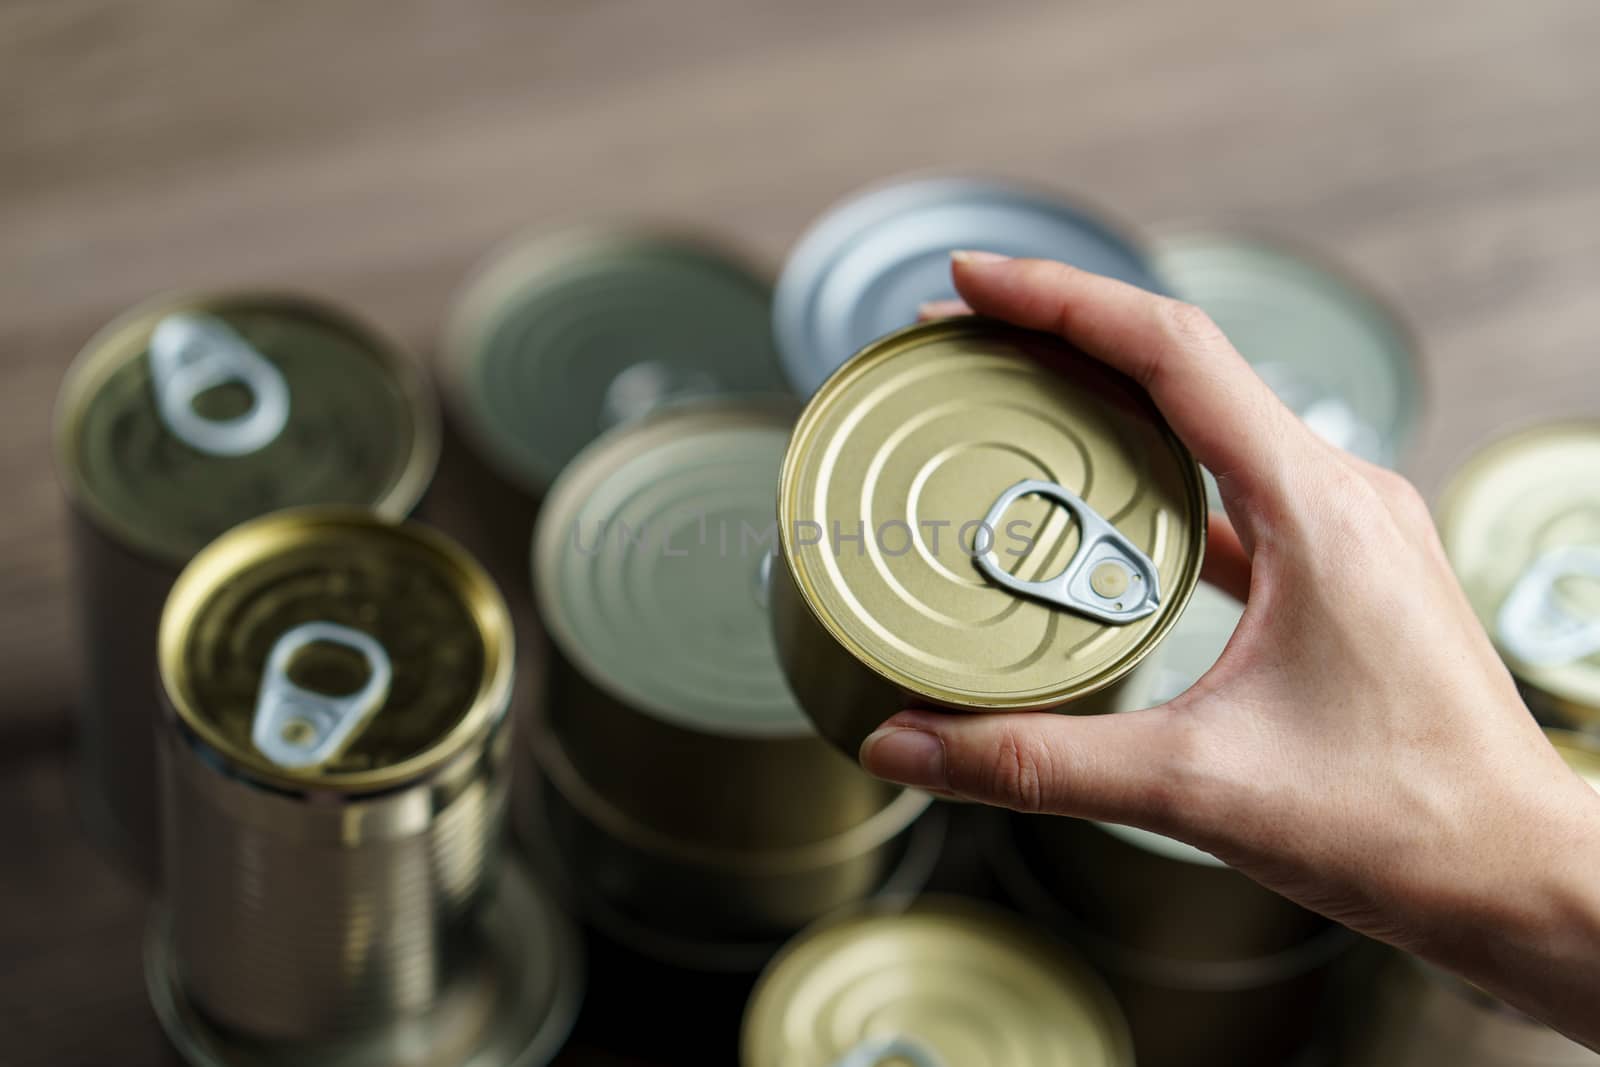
[917,299,968,320]
[859,727,948,790]
[951,250,1010,265]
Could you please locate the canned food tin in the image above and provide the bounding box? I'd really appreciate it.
[774,174,1168,396]
[773,317,1207,756]
[440,226,786,498]
[53,291,439,882]
[1153,232,1421,468]
[1438,423,1600,730]
[741,897,1135,1067]
[528,403,932,946]
[148,510,581,1066]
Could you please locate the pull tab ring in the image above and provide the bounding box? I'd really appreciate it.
[252,622,393,770]
[974,478,1161,624]
[1496,545,1600,667]
[149,313,291,456]
[829,1035,946,1067]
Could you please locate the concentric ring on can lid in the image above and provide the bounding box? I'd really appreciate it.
[158,509,513,793]
[54,292,440,565]
[1154,232,1421,469]
[779,317,1206,713]
[534,401,811,738]
[441,227,786,495]
[741,897,1134,1067]
[774,175,1167,396]
[1439,422,1600,721]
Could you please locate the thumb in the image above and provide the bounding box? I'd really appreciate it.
[858,706,1194,827]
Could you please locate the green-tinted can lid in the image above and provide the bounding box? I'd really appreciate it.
[441,227,786,495]
[54,292,439,565]
[780,318,1205,722]
[158,509,513,794]
[1547,729,1600,795]
[534,401,807,737]
[1440,423,1600,723]
[742,898,1134,1067]
[1154,233,1421,470]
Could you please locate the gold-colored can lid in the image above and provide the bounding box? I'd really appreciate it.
[158,509,513,793]
[55,292,439,565]
[1439,422,1600,721]
[778,317,1206,711]
[1547,728,1600,794]
[741,898,1134,1067]
[534,401,808,737]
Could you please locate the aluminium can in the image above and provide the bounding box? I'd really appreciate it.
[53,291,439,883]
[148,509,581,1066]
[774,174,1168,396]
[1153,231,1422,471]
[1439,422,1600,731]
[527,403,933,949]
[772,317,1207,757]
[740,897,1135,1067]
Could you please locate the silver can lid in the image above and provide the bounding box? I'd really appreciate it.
[774,176,1167,396]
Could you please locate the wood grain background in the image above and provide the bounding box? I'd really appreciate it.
[5,2,1599,1064]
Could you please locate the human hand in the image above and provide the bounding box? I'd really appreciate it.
[861,251,1600,1048]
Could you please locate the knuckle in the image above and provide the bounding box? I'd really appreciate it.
[1160,299,1226,349]
[971,725,1053,813]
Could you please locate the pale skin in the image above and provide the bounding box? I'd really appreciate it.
[860,250,1600,1050]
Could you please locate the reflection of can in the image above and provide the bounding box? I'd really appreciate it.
[741,897,1135,1067]
[1439,423,1600,730]
[53,293,439,882]
[772,317,1206,757]
[528,404,932,953]
[986,811,1352,1067]
[149,510,581,1066]
[774,174,1167,396]
[1153,232,1422,469]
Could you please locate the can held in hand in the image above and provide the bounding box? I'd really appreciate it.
[771,317,1207,757]
[147,510,581,1067]
[774,174,1167,396]
[1153,231,1422,470]
[741,897,1135,1067]
[526,403,935,964]
[1439,422,1600,731]
[53,292,439,883]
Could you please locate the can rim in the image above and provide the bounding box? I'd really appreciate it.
[532,397,813,739]
[53,290,441,567]
[437,223,778,497]
[1149,225,1427,466]
[777,316,1208,710]
[773,169,1167,395]
[741,893,1136,1067]
[1545,726,1600,784]
[157,507,514,794]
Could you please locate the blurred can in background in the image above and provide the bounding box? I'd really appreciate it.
[52,292,439,883]
[1153,231,1422,473]
[1439,423,1600,731]
[148,510,581,1067]
[740,897,1135,1067]
[525,403,936,967]
[773,173,1168,396]
[771,317,1206,758]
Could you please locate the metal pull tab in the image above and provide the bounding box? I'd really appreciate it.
[1496,545,1600,667]
[149,312,291,456]
[829,1035,946,1067]
[974,479,1161,624]
[252,622,393,770]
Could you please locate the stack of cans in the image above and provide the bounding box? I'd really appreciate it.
[49,171,1596,1066]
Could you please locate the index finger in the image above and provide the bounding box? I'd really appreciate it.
[951,251,1316,508]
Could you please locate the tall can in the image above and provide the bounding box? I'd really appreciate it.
[53,292,439,883]
[524,402,938,967]
[148,510,582,1067]
[1439,423,1600,731]
[773,173,1168,397]
[741,897,1135,1067]
[771,317,1207,758]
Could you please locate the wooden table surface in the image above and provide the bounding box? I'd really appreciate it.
[5,3,1599,1064]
